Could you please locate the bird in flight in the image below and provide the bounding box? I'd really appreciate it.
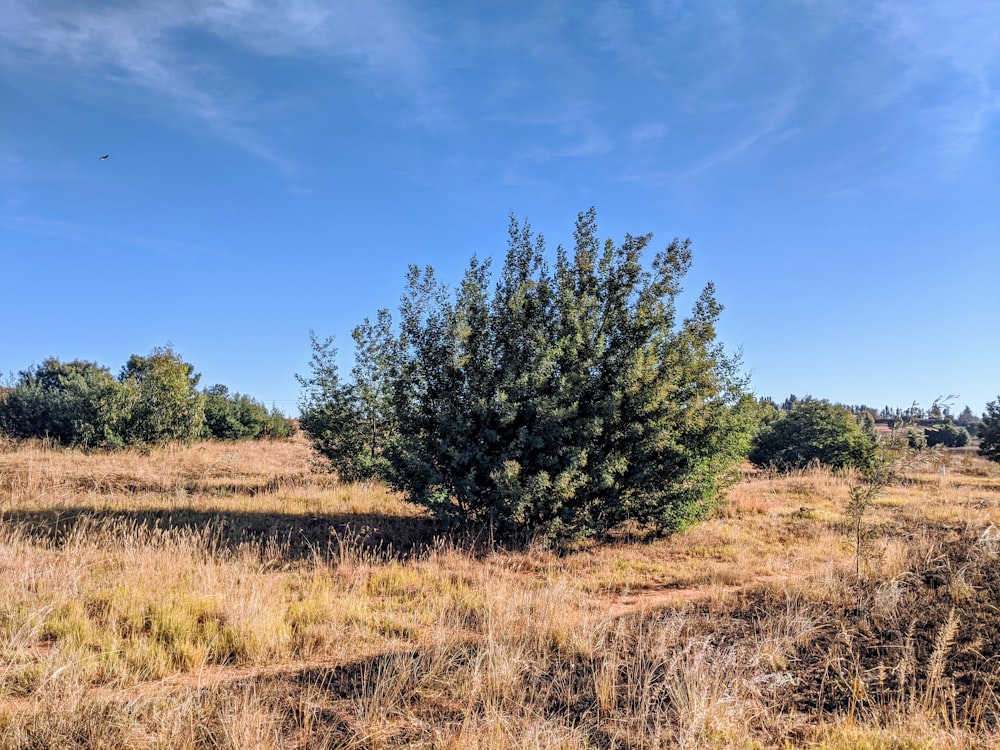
[99,154,109,160]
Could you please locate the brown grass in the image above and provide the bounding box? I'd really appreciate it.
[0,436,999,748]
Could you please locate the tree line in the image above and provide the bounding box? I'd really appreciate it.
[0,347,294,448]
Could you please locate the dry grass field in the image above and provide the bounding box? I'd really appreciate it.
[1,435,999,748]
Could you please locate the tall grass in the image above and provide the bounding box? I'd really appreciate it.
[0,436,998,747]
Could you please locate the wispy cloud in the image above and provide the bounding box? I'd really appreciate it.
[0,213,236,261]
[871,0,1000,156]
[616,84,802,189]
[628,121,669,146]
[0,0,438,174]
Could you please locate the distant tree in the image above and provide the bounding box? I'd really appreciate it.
[889,415,904,438]
[860,410,877,439]
[956,405,978,426]
[202,385,294,441]
[955,406,981,436]
[980,398,1000,463]
[203,385,250,440]
[924,421,970,448]
[0,359,120,447]
[116,347,205,445]
[757,397,779,427]
[749,398,876,472]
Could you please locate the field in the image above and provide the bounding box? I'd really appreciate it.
[1,436,999,748]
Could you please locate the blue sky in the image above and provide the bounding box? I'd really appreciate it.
[2,0,998,416]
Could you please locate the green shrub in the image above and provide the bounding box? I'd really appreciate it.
[0,359,122,447]
[749,398,876,472]
[924,421,970,448]
[302,209,755,542]
[980,398,1000,463]
[1,350,293,449]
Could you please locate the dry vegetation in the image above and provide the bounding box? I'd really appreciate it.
[1,435,999,748]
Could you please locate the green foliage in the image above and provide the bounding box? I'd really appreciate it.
[924,421,970,448]
[202,385,294,441]
[115,347,205,445]
[305,208,754,543]
[980,398,1000,463]
[749,397,876,472]
[0,359,121,447]
[298,332,370,482]
[907,427,927,450]
[860,410,877,439]
[349,310,397,480]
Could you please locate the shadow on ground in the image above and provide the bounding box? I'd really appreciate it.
[0,506,444,562]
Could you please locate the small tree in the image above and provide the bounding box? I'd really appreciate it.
[980,398,1000,463]
[350,310,397,479]
[116,347,205,445]
[298,332,370,481]
[749,398,876,472]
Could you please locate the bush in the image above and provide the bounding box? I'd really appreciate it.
[302,209,755,542]
[0,359,121,447]
[924,421,970,448]
[749,398,876,472]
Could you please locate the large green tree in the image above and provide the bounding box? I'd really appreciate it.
[305,209,755,542]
